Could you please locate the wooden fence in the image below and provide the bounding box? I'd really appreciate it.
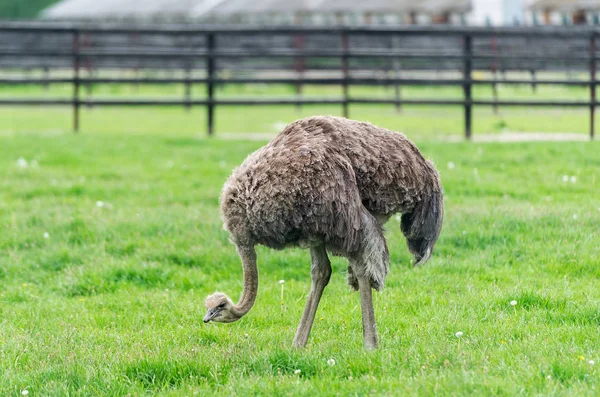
[0,22,598,139]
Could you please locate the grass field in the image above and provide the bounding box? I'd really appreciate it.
[0,82,597,138]
[1,117,599,395]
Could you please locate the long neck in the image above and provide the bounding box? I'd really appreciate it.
[231,245,258,318]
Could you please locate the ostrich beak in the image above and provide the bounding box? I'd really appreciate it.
[413,247,432,267]
[203,310,217,323]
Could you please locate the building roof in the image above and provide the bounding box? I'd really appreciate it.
[317,0,414,14]
[200,0,322,15]
[417,0,471,14]
[42,0,205,19]
[41,0,471,20]
[206,0,472,15]
[530,0,600,12]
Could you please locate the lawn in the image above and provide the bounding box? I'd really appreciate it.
[0,81,597,138]
[1,116,599,395]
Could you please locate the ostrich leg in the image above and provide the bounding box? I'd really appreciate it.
[292,245,331,348]
[351,209,386,350]
[357,275,378,350]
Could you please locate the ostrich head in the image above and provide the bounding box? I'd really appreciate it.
[203,292,241,323]
[204,246,258,324]
[401,166,444,266]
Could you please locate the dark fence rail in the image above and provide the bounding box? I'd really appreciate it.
[0,22,598,139]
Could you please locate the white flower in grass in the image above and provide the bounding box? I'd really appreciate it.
[573,214,578,220]
[294,369,301,375]
[589,360,595,365]
[562,175,569,182]
[547,375,552,380]
[43,232,50,239]
[21,390,29,396]
[447,162,455,170]
[17,157,28,168]
[455,331,463,338]
[279,279,286,308]
[510,300,517,306]
[570,176,577,183]
[95,201,112,209]
[327,358,336,366]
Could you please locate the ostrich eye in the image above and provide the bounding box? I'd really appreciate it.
[218,303,226,309]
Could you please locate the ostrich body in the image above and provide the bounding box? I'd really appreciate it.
[204,116,443,349]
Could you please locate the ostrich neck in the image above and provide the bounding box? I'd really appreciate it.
[231,245,258,318]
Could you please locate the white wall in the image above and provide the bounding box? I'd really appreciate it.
[468,0,530,26]
[503,0,525,25]
[469,0,503,26]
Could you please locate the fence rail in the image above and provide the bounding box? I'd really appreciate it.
[0,22,598,139]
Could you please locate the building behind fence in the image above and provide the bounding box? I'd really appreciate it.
[3,0,600,27]
[0,22,598,139]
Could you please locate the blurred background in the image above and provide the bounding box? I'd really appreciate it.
[3,0,599,26]
[1,0,600,139]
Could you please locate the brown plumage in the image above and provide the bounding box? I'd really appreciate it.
[204,116,443,349]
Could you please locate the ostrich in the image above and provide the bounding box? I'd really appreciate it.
[203,116,443,349]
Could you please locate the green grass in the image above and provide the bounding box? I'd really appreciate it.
[2,104,595,140]
[1,118,599,395]
[0,82,596,138]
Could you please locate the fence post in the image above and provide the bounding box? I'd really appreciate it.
[463,34,472,140]
[591,33,596,140]
[207,32,215,136]
[72,30,80,133]
[341,31,349,119]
